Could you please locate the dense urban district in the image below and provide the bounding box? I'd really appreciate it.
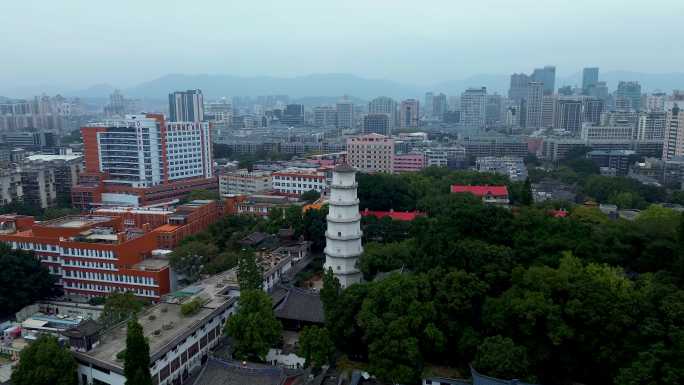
[1,65,683,385]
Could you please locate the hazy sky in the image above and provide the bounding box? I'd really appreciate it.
[2,0,683,92]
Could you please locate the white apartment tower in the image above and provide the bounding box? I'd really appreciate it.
[324,164,363,288]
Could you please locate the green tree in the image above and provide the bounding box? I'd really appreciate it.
[301,189,321,203]
[474,336,532,381]
[302,205,328,252]
[320,268,341,322]
[0,244,59,317]
[100,291,144,327]
[226,290,282,360]
[169,241,219,283]
[521,177,534,206]
[11,335,78,385]
[124,319,153,385]
[238,252,263,291]
[298,326,335,369]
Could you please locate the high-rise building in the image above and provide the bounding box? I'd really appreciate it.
[168,89,204,122]
[424,92,434,118]
[346,134,394,173]
[363,114,391,136]
[531,65,556,95]
[323,164,363,288]
[589,81,610,100]
[617,81,643,111]
[399,99,420,129]
[582,67,600,94]
[71,114,215,208]
[313,106,337,127]
[508,73,530,102]
[336,98,354,129]
[583,98,604,125]
[663,103,684,160]
[368,96,397,131]
[281,104,305,126]
[555,98,583,134]
[460,87,487,129]
[637,111,667,141]
[646,92,667,112]
[542,95,557,128]
[485,94,503,128]
[433,93,448,120]
[525,82,544,129]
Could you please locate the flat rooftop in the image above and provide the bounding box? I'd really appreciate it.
[82,303,217,370]
[164,269,238,309]
[40,216,112,229]
[133,258,170,271]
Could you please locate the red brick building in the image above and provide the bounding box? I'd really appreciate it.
[0,214,169,300]
[0,200,225,301]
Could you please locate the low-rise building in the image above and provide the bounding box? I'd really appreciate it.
[475,156,528,182]
[393,153,425,173]
[587,149,636,176]
[72,271,237,385]
[451,185,510,205]
[272,168,327,197]
[219,169,272,197]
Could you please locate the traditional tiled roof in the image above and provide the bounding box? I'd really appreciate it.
[361,209,423,221]
[191,357,287,385]
[273,286,325,324]
[62,319,101,338]
[451,185,509,197]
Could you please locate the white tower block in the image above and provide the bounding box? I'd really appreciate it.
[323,163,363,288]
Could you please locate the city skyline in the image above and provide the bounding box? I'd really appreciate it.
[2,0,684,95]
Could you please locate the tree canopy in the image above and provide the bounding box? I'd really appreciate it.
[0,244,60,317]
[11,335,78,385]
[226,289,282,361]
[317,168,684,385]
[124,319,153,385]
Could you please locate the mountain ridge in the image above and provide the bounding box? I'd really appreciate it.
[4,71,684,100]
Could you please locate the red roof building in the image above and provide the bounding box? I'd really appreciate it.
[361,208,423,221]
[450,185,510,205]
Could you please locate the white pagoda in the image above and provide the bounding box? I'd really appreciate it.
[323,163,363,288]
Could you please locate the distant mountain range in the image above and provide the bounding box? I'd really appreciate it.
[5,71,684,102]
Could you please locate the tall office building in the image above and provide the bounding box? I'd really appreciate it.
[313,106,337,127]
[336,99,355,130]
[663,103,684,160]
[637,111,667,141]
[433,93,448,120]
[363,114,391,136]
[486,94,503,128]
[555,98,583,134]
[583,98,604,125]
[646,92,667,112]
[168,89,204,122]
[424,92,434,118]
[542,95,557,128]
[617,81,643,111]
[323,164,363,288]
[281,104,305,126]
[531,65,556,95]
[72,114,215,208]
[508,73,530,102]
[582,67,600,94]
[460,87,487,129]
[368,97,397,131]
[525,82,544,129]
[399,99,420,129]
